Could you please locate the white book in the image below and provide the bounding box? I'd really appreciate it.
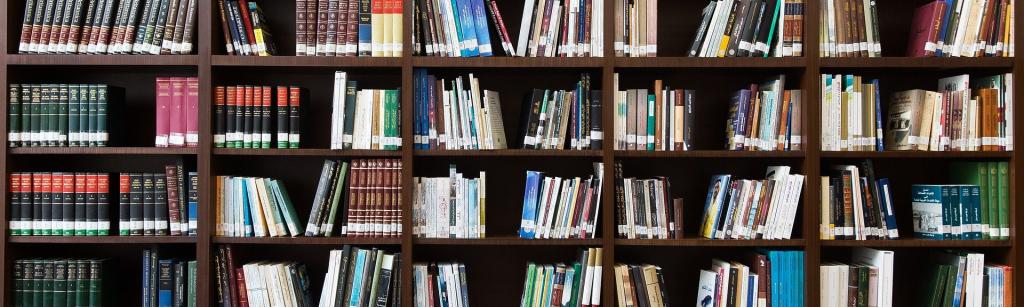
[331,71,347,149]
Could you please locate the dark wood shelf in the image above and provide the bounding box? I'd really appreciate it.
[212,236,401,245]
[213,148,401,157]
[211,55,403,67]
[615,238,806,247]
[820,57,1015,69]
[414,149,603,157]
[614,150,805,158]
[615,57,807,68]
[411,57,604,68]
[8,236,197,244]
[414,237,603,246]
[5,54,200,66]
[820,239,1013,248]
[820,151,1013,159]
[9,147,198,155]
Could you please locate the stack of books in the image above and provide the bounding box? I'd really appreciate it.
[820,160,899,240]
[295,0,403,57]
[696,250,804,307]
[413,262,470,306]
[214,175,299,237]
[413,70,508,150]
[214,85,301,149]
[725,75,802,151]
[154,77,199,148]
[922,251,1013,307]
[218,0,276,56]
[912,163,1010,241]
[612,76,695,151]
[213,245,313,306]
[141,248,198,307]
[614,0,658,57]
[688,0,805,57]
[612,263,667,307]
[520,248,604,307]
[519,162,604,239]
[519,74,601,150]
[819,247,895,307]
[907,0,1015,57]
[820,0,881,57]
[119,166,199,237]
[699,166,804,240]
[8,172,110,236]
[818,74,882,152]
[17,0,198,55]
[329,72,402,150]
[7,84,117,148]
[413,0,509,57]
[413,165,486,238]
[318,246,402,307]
[13,259,105,307]
[613,161,684,239]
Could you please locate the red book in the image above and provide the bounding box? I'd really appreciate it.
[119,174,130,235]
[345,160,361,237]
[906,1,947,57]
[261,86,272,145]
[96,174,109,235]
[85,174,98,235]
[169,78,187,147]
[38,173,51,235]
[155,78,172,147]
[224,246,239,306]
[165,166,182,236]
[74,173,87,234]
[235,268,249,307]
[186,77,200,147]
[237,0,258,52]
[61,174,74,234]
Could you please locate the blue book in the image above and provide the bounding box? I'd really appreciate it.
[468,179,479,236]
[911,185,944,239]
[935,0,956,57]
[470,0,493,56]
[876,178,899,238]
[941,185,952,239]
[187,172,198,235]
[519,171,543,239]
[457,264,470,307]
[872,79,884,150]
[143,249,151,307]
[966,185,980,239]
[456,0,480,56]
[449,0,468,56]
[700,175,731,239]
[951,255,966,307]
[732,90,750,150]
[957,185,970,239]
[157,260,174,307]
[358,0,372,55]
[417,70,429,149]
[349,250,368,306]
[240,179,253,237]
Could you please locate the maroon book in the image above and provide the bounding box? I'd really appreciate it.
[155,78,172,147]
[169,77,186,147]
[186,77,199,147]
[906,1,946,57]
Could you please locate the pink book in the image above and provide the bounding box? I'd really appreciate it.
[155,78,171,147]
[906,1,946,57]
[186,77,200,147]
[169,77,186,147]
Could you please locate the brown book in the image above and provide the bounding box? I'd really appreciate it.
[653,80,663,151]
[296,0,307,55]
[38,0,59,52]
[18,0,38,53]
[170,0,191,54]
[234,268,249,306]
[315,0,329,55]
[344,0,359,56]
[164,165,182,236]
[306,0,318,54]
[980,88,998,151]
[672,198,684,239]
[345,160,361,236]
[325,0,339,56]
[776,90,792,151]
[179,0,197,53]
[223,246,239,306]
[673,90,685,151]
[107,0,127,53]
[53,0,74,53]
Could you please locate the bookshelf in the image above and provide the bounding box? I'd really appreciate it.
[0,0,1019,306]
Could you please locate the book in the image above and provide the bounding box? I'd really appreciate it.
[518,248,603,307]
[820,160,899,240]
[613,76,696,151]
[413,164,486,238]
[413,262,471,307]
[613,161,682,239]
[217,0,278,56]
[329,71,402,150]
[213,245,317,307]
[910,161,1008,241]
[518,162,604,239]
[318,246,402,306]
[721,74,800,151]
[214,85,301,149]
[820,75,882,151]
[154,77,199,148]
[918,251,1012,307]
[6,84,123,148]
[698,165,804,240]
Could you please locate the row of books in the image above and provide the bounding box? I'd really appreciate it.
[318,246,402,307]
[822,73,1014,152]
[329,72,403,150]
[119,166,198,236]
[818,247,895,307]
[613,162,684,239]
[520,248,604,307]
[141,249,198,307]
[820,161,899,240]
[217,0,276,56]
[688,0,805,58]
[12,259,105,307]
[214,175,300,237]
[311,159,403,237]
[696,250,805,307]
[912,178,1009,241]
[412,262,470,307]
[907,0,1015,57]
[413,0,504,57]
[820,0,881,57]
[725,76,802,151]
[612,263,666,307]
[922,252,1012,307]
[295,0,403,57]
[17,0,197,55]
[9,172,109,236]
[213,245,313,307]
[949,161,1011,239]
[519,74,601,150]
[614,0,658,57]
[612,77,696,152]
[7,84,112,148]
[519,163,605,240]
[154,77,199,148]
[413,71,508,150]
[213,85,301,149]
[413,166,486,238]
[699,166,805,240]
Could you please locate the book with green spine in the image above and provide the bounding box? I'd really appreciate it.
[68,84,81,146]
[87,85,99,147]
[9,84,21,147]
[88,259,101,307]
[20,85,32,147]
[324,162,349,236]
[96,85,108,146]
[187,260,197,307]
[57,84,69,146]
[269,179,301,237]
[13,261,23,307]
[30,85,42,146]
[47,84,59,146]
[32,260,44,306]
[53,260,67,306]
[949,162,989,239]
[520,263,536,307]
[997,162,1009,239]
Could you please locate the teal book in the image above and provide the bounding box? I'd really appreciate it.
[911,185,944,239]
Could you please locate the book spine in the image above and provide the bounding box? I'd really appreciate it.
[188,172,198,235]
[84,173,98,236]
[169,77,186,147]
[156,78,171,147]
[186,77,200,147]
[96,173,109,235]
[260,86,272,148]
[289,86,301,148]
[165,166,182,236]
[215,86,227,147]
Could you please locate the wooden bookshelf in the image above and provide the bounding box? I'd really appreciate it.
[0,0,1020,306]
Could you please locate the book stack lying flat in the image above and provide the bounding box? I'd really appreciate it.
[213,245,313,307]
[318,246,402,307]
[218,0,276,56]
[612,263,666,307]
[820,0,881,57]
[413,165,486,238]
[907,0,1015,57]
[613,161,684,239]
[330,72,402,150]
[413,262,470,307]
[141,249,198,307]
[413,70,508,150]
[17,0,198,55]
[696,250,804,307]
[519,74,602,150]
[819,247,895,307]
[725,75,802,151]
[612,76,695,151]
[519,162,605,240]
[520,248,603,307]
[818,75,883,152]
[949,161,1011,240]
[699,165,804,240]
[154,77,199,148]
[294,0,402,57]
[119,166,199,237]
[688,0,804,58]
[614,0,658,57]
[921,251,1013,307]
[912,163,1010,241]
[13,259,105,307]
[820,160,900,240]
[214,85,301,149]
[7,84,118,148]
[413,0,511,57]
[215,175,300,237]
[8,172,110,236]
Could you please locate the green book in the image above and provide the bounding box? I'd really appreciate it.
[269,179,301,236]
[384,90,396,150]
[75,260,88,307]
[367,251,384,306]
[21,85,32,147]
[78,85,88,148]
[30,85,42,146]
[68,85,80,147]
[324,162,349,236]
[47,84,59,146]
[96,85,108,147]
[53,260,67,307]
[997,162,1009,240]
[66,260,77,307]
[520,263,536,307]
[10,84,21,147]
[924,264,949,307]
[856,266,868,307]
[88,260,101,307]
[13,261,23,307]
[187,261,197,307]
[949,162,985,239]
[87,85,99,147]
[31,260,43,307]
[567,262,582,307]
[57,84,69,146]
[43,260,54,307]
[647,94,655,151]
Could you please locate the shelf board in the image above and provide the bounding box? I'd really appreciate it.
[414,237,603,246]
[615,238,806,247]
[615,57,806,68]
[412,57,604,68]
[820,239,1012,248]
[9,147,198,155]
[820,151,1013,159]
[213,148,401,157]
[211,55,403,67]
[212,236,401,245]
[820,57,1015,69]
[414,149,602,157]
[614,150,804,158]
[6,54,200,66]
[8,236,197,244]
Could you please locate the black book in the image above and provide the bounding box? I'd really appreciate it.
[86,173,99,236]
[589,89,602,149]
[118,174,130,236]
[129,173,143,236]
[18,175,31,236]
[225,86,237,147]
[305,160,336,236]
[341,246,362,306]
[61,173,74,236]
[51,172,65,236]
[174,261,186,307]
[726,0,754,57]
[251,87,262,147]
[9,174,20,235]
[242,86,253,147]
[727,267,738,307]
[519,89,544,149]
[737,0,764,57]
[752,0,779,57]
[73,173,86,236]
[133,0,156,51]
[288,87,301,148]
[158,260,174,305]
[154,175,169,235]
[389,252,401,307]
[655,266,669,306]
[374,253,394,306]
[30,174,41,235]
[342,81,358,149]
[142,173,155,235]
[359,249,377,307]
[688,1,717,57]
[220,0,241,55]
[259,87,272,148]
[98,173,110,235]
[275,86,288,148]
[227,0,250,55]
[630,265,649,307]
[40,173,53,235]
[333,245,353,304]
[149,0,172,53]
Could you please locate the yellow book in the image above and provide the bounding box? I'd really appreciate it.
[371,0,386,57]
[392,0,403,57]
